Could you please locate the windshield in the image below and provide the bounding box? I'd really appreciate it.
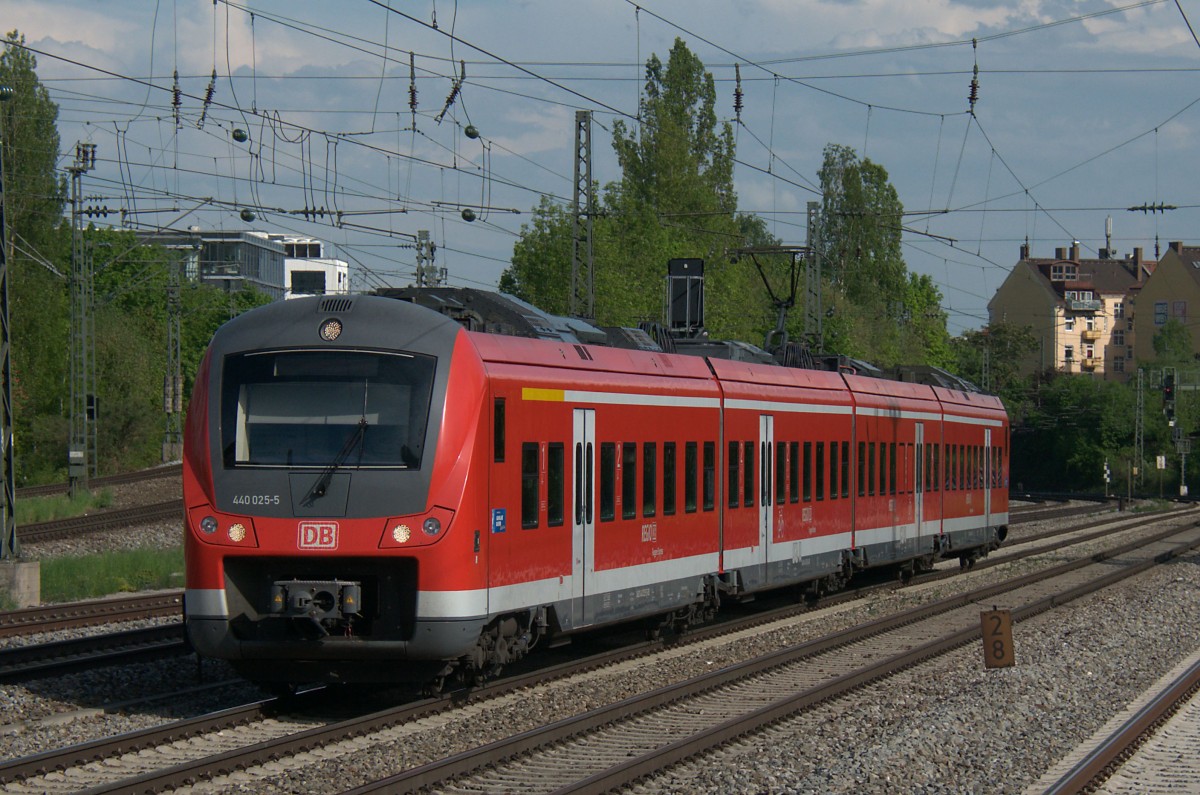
[221,349,436,469]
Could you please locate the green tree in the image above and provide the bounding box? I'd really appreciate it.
[816,143,905,304]
[2,32,71,483]
[1,31,66,254]
[951,322,1038,410]
[1152,318,1192,364]
[503,39,776,343]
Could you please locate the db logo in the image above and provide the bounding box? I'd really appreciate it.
[298,521,339,550]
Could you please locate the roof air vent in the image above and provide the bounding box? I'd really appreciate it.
[319,297,354,313]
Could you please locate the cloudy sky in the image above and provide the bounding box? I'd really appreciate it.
[7,0,1200,334]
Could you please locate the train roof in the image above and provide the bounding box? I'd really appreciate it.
[373,286,992,398]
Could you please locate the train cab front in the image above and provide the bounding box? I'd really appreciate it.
[182,296,489,684]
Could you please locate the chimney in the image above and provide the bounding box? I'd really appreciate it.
[1134,247,1144,283]
[1019,242,1029,261]
[1070,242,1080,261]
[1055,247,1066,260]
[1169,241,1184,253]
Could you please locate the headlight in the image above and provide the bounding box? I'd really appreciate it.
[422,517,441,536]
[200,516,218,534]
[392,524,411,543]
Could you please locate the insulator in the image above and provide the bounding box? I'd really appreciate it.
[172,69,182,128]
[409,52,418,113]
[198,69,217,129]
[733,64,744,120]
[163,375,173,413]
[173,375,184,414]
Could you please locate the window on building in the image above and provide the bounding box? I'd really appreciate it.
[1064,344,1075,361]
[1083,344,1095,359]
[1114,356,1125,373]
[1114,301,1124,319]
[1155,301,1169,326]
[1173,300,1188,321]
[1085,316,1096,331]
[1113,329,1124,346]
[1064,316,1075,332]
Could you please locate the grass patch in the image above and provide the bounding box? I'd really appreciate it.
[17,489,114,524]
[39,546,184,603]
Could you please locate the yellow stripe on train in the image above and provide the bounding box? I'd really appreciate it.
[522,387,566,402]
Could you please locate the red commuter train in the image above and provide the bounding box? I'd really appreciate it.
[183,289,1009,688]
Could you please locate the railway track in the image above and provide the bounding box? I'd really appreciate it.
[0,591,182,638]
[0,503,1162,687]
[16,500,182,544]
[357,520,1200,794]
[1038,651,1200,794]
[15,464,182,499]
[0,509,1193,794]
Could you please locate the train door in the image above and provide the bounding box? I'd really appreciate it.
[572,408,595,626]
[758,414,773,573]
[913,423,924,545]
[983,428,992,527]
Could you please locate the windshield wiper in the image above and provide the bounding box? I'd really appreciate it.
[301,417,368,507]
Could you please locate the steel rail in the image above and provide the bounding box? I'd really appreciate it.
[0,591,182,638]
[1042,656,1200,795]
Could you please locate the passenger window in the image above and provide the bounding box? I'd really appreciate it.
[868,442,876,496]
[493,398,505,463]
[663,442,677,516]
[841,441,850,499]
[789,441,800,503]
[600,442,616,522]
[743,440,754,508]
[622,442,637,520]
[829,441,839,500]
[643,442,657,518]
[702,441,715,511]
[521,442,539,529]
[685,442,698,513]
[815,441,825,501]
[547,443,564,527]
[889,443,897,495]
[775,442,787,505]
[803,441,813,502]
[728,441,740,509]
[858,441,866,497]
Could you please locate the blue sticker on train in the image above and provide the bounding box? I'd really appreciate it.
[492,508,506,533]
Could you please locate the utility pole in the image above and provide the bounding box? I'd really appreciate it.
[68,142,96,497]
[805,201,823,351]
[570,110,594,319]
[413,230,444,288]
[1135,368,1144,488]
[162,248,183,462]
[0,85,16,559]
